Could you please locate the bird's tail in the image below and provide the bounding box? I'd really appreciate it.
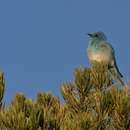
[116,74,125,86]
[108,68,125,87]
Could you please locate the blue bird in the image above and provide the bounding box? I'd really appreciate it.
[87,31,124,86]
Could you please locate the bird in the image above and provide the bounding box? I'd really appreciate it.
[87,31,124,86]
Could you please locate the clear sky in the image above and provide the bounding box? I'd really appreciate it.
[0,0,130,103]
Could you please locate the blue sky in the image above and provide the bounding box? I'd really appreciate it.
[0,0,130,103]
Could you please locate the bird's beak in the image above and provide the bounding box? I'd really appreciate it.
[88,33,93,37]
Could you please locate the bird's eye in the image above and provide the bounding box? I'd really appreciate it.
[95,34,98,37]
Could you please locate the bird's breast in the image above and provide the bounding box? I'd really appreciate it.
[87,49,112,63]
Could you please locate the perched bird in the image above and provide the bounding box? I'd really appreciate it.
[87,31,124,86]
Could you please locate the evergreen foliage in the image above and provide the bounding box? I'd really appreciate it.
[0,62,130,130]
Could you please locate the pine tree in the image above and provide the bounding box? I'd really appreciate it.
[0,62,130,130]
[61,62,130,130]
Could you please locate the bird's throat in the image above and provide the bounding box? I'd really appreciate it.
[90,38,102,47]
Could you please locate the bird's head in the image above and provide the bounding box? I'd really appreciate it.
[88,31,107,41]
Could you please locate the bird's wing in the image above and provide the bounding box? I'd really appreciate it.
[100,41,124,86]
[106,42,123,78]
[111,54,123,77]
